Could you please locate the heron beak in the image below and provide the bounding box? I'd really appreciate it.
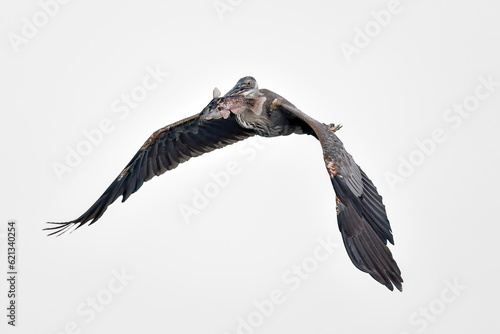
[226,86,247,96]
[227,85,259,98]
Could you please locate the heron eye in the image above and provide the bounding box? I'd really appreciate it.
[217,106,221,111]
[247,82,252,86]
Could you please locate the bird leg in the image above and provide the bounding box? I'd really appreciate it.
[270,98,282,110]
[328,123,343,132]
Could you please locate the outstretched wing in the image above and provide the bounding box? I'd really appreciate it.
[45,112,253,236]
[278,101,402,291]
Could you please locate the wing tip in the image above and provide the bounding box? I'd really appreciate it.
[380,270,404,292]
[44,221,75,237]
[44,217,93,237]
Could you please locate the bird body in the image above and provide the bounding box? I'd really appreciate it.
[216,89,313,138]
[46,76,403,291]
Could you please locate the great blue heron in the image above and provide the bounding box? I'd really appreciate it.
[46,76,403,291]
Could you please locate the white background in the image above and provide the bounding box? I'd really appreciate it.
[1,0,499,333]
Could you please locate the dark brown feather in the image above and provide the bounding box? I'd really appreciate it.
[45,113,253,236]
[277,102,402,291]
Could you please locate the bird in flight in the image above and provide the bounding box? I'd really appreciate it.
[46,76,403,291]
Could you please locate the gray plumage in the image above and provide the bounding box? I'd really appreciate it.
[46,76,403,291]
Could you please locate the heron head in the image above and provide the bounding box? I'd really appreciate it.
[226,76,259,98]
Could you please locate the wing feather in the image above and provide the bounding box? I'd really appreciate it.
[45,113,253,236]
[278,101,402,291]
